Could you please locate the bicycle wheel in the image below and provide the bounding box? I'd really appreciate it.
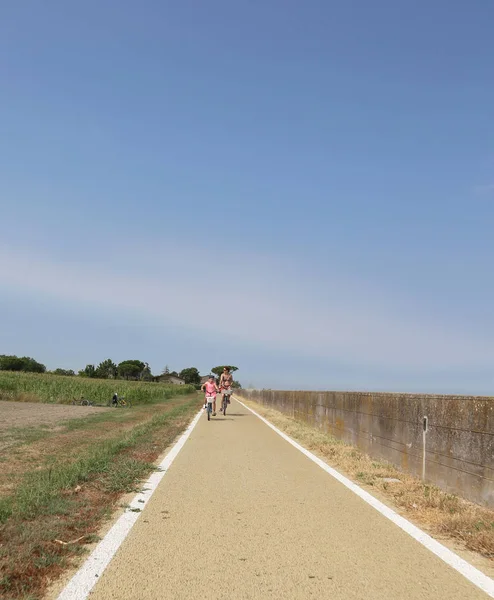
[223,398,227,416]
[207,403,211,421]
[81,399,90,406]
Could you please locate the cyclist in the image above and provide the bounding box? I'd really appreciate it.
[219,367,234,405]
[201,375,219,416]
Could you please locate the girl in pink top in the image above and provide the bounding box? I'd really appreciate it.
[201,375,219,416]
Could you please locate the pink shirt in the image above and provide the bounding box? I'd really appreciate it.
[204,382,217,396]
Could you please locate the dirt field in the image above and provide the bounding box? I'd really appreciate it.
[0,400,110,430]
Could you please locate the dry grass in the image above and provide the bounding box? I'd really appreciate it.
[242,399,494,560]
[0,396,200,600]
[0,399,187,498]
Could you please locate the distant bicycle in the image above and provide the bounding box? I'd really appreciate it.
[221,388,232,416]
[108,393,132,408]
[72,398,94,407]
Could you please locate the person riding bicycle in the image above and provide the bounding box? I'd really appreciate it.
[219,367,233,404]
[201,375,219,416]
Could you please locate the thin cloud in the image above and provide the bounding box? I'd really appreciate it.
[0,241,493,372]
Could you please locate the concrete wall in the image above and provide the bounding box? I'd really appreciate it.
[236,389,494,507]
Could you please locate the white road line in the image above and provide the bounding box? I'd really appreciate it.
[235,397,494,598]
[57,409,203,600]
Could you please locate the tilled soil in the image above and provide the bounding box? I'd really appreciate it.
[0,400,110,430]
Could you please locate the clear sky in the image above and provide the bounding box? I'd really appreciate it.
[1,1,493,393]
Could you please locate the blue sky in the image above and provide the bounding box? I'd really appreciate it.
[1,1,493,393]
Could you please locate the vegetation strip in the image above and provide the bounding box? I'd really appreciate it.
[56,408,203,600]
[0,397,199,600]
[0,371,195,405]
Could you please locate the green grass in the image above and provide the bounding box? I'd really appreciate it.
[0,397,198,600]
[0,401,195,524]
[62,410,134,431]
[0,371,195,405]
[0,425,52,452]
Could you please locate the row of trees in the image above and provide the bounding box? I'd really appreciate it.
[0,355,46,373]
[159,365,241,388]
[80,360,152,381]
[0,355,153,381]
[0,354,241,387]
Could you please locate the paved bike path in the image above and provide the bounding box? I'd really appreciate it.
[88,399,489,599]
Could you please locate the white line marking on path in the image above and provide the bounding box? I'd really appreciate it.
[235,397,494,598]
[57,409,203,600]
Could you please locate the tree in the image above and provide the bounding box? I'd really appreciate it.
[117,363,140,380]
[0,355,46,373]
[79,364,96,378]
[211,365,239,378]
[53,368,75,376]
[179,367,201,385]
[232,380,242,389]
[117,360,145,380]
[22,357,46,373]
[161,366,177,378]
[0,355,25,371]
[94,359,117,379]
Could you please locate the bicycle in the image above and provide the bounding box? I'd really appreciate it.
[205,394,215,421]
[108,395,132,408]
[72,398,94,406]
[221,388,232,416]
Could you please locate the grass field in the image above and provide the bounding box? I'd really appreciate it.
[0,374,200,600]
[0,371,195,406]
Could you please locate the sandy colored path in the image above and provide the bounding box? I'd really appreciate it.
[88,399,488,599]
